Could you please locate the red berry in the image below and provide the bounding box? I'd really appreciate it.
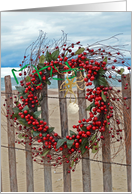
[24,110,28,114]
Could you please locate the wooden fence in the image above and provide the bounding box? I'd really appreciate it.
[1,73,131,192]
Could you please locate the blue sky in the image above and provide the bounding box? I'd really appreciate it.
[1,12,131,69]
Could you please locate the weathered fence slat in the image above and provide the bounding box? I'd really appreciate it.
[121,73,131,192]
[58,73,71,192]
[102,125,112,192]
[41,85,52,192]
[25,137,34,192]
[77,72,91,192]
[1,169,2,192]
[4,75,18,192]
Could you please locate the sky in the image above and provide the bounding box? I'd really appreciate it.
[1,12,131,73]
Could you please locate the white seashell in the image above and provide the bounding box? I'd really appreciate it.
[68,102,79,114]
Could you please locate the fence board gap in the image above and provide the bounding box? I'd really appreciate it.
[41,85,52,192]
[58,72,71,192]
[77,71,91,192]
[121,73,131,192]
[4,75,18,192]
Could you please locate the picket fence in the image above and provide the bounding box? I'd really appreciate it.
[1,73,131,192]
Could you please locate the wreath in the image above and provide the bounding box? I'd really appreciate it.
[5,32,131,173]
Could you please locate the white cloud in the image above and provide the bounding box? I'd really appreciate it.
[1,12,131,67]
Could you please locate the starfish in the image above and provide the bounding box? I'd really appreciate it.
[60,75,77,99]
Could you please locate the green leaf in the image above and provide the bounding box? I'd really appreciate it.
[56,138,67,149]
[11,113,18,119]
[46,80,51,85]
[98,77,108,86]
[64,51,68,57]
[92,142,99,153]
[105,115,109,128]
[98,68,105,76]
[51,49,59,61]
[18,133,27,139]
[15,101,19,106]
[70,130,76,136]
[80,137,88,155]
[48,127,54,134]
[17,117,29,126]
[22,105,29,112]
[15,86,25,93]
[22,93,28,99]
[42,133,47,137]
[86,101,95,111]
[32,131,40,137]
[101,91,107,102]
[46,51,52,62]
[39,55,45,63]
[94,76,108,87]
[40,149,50,157]
[75,47,85,55]
[71,160,74,167]
[33,111,41,119]
[25,76,31,82]
[90,133,97,145]
[37,63,45,70]
[103,56,107,64]
[67,139,74,149]
[13,107,20,114]
[81,126,87,132]
[91,133,97,141]
[65,154,70,158]
[116,68,124,75]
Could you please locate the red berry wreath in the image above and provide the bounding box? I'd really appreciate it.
[7,33,131,172]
